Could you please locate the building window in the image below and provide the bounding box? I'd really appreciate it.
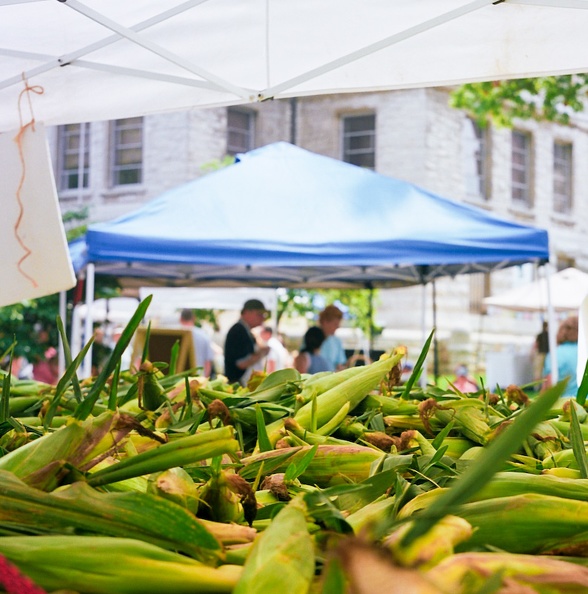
[511,130,533,207]
[342,114,376,169]
[111,117,143,186]
[463,118,490,200]
[553,141,573,215]
[57,123,90,191]
[227,109,255,155]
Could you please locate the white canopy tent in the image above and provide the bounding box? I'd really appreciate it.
[484,268,588,313]
[483,266,588,384]
[1,1,588,131]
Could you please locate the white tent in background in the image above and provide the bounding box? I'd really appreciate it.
[484,267,588,386]
[484,268,588,313]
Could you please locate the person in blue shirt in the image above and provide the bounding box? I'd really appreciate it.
[543,315,579,398]
[294,326,330,375]
[318,304,347,371]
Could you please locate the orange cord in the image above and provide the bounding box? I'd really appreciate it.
[12,76,45,289]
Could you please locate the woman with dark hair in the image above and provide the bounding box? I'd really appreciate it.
[294,326,331,375]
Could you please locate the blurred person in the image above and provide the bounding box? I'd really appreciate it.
[543,316,578,398]
[179,308,215,377]
[294,326,330,375]
[318,304,347,371]
[32,346,59,385]
[91,326,112,376]
[259,325,291,373]
[452,364,479,393]
[534,320,549,381]
[224,299,270,385]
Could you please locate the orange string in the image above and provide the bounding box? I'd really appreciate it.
[12,77,45,289]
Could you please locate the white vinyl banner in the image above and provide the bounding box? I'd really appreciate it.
[0,122,76,307]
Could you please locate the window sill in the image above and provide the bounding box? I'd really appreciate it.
[464,196,492,210]
[508,204,536,221]
[101,186,147,201]
[58,190,92,202]
[550,211,575,227]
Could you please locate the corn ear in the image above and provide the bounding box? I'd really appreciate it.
[0,535,241,594]
[426,552,588,594]
[455,493,588,555]
[233,496,314,594]
[240,444,385,487]
[87,425,239,487]
[384,515,473,569]
[294,350,404,432]
[0,469,221,563]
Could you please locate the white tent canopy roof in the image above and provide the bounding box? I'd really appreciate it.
[2,0,588,131]
[484,267,588,313]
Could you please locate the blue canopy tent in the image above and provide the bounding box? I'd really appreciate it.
[79,142,549,288]
[73,142,551,378]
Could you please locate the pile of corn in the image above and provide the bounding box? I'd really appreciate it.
[1,297,588,594]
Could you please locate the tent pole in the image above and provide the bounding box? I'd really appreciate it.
[420,282,428,387]
[432,279,439,384]
[544,262,558,384]
[82,263,95,378]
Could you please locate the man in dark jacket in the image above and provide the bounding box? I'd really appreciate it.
[224,299,270,385]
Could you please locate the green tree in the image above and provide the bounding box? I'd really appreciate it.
[276,288,381,339]
[451,74,588,127]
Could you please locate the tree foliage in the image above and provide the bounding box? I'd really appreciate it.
[276,288,381,338]
[451,74,588,127]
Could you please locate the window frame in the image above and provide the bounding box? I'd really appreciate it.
[341,113,376,169]
[511,129,533,208]
[553,140,573,215]
[110,117,144,187]
[57,122,91,192]
[226,108,255,156]
[464,118,491,200]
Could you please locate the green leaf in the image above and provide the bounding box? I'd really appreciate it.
[577,358,588,406]
[401,328,434,399]
[284,443,318,483]
[569,400,588,479]
[255,404,272,453]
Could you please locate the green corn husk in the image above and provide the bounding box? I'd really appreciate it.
[137,360,167,411]
[0,410,136,490]
[345,495,397,535]
[240,444,385,488]
[425,552,588,594]
[0,470,221,562]
[385,515,473,569]
[294,350,405,432]
[0,535,242,594]
[426,398,497,445]
[146,466,200,514]
[8,395,45,415]
[87,425,239,487]
[233,496,315,594]
[454,493,588,555]
[359,393,420,416]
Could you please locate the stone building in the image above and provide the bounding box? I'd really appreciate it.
[47,87,588,378]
